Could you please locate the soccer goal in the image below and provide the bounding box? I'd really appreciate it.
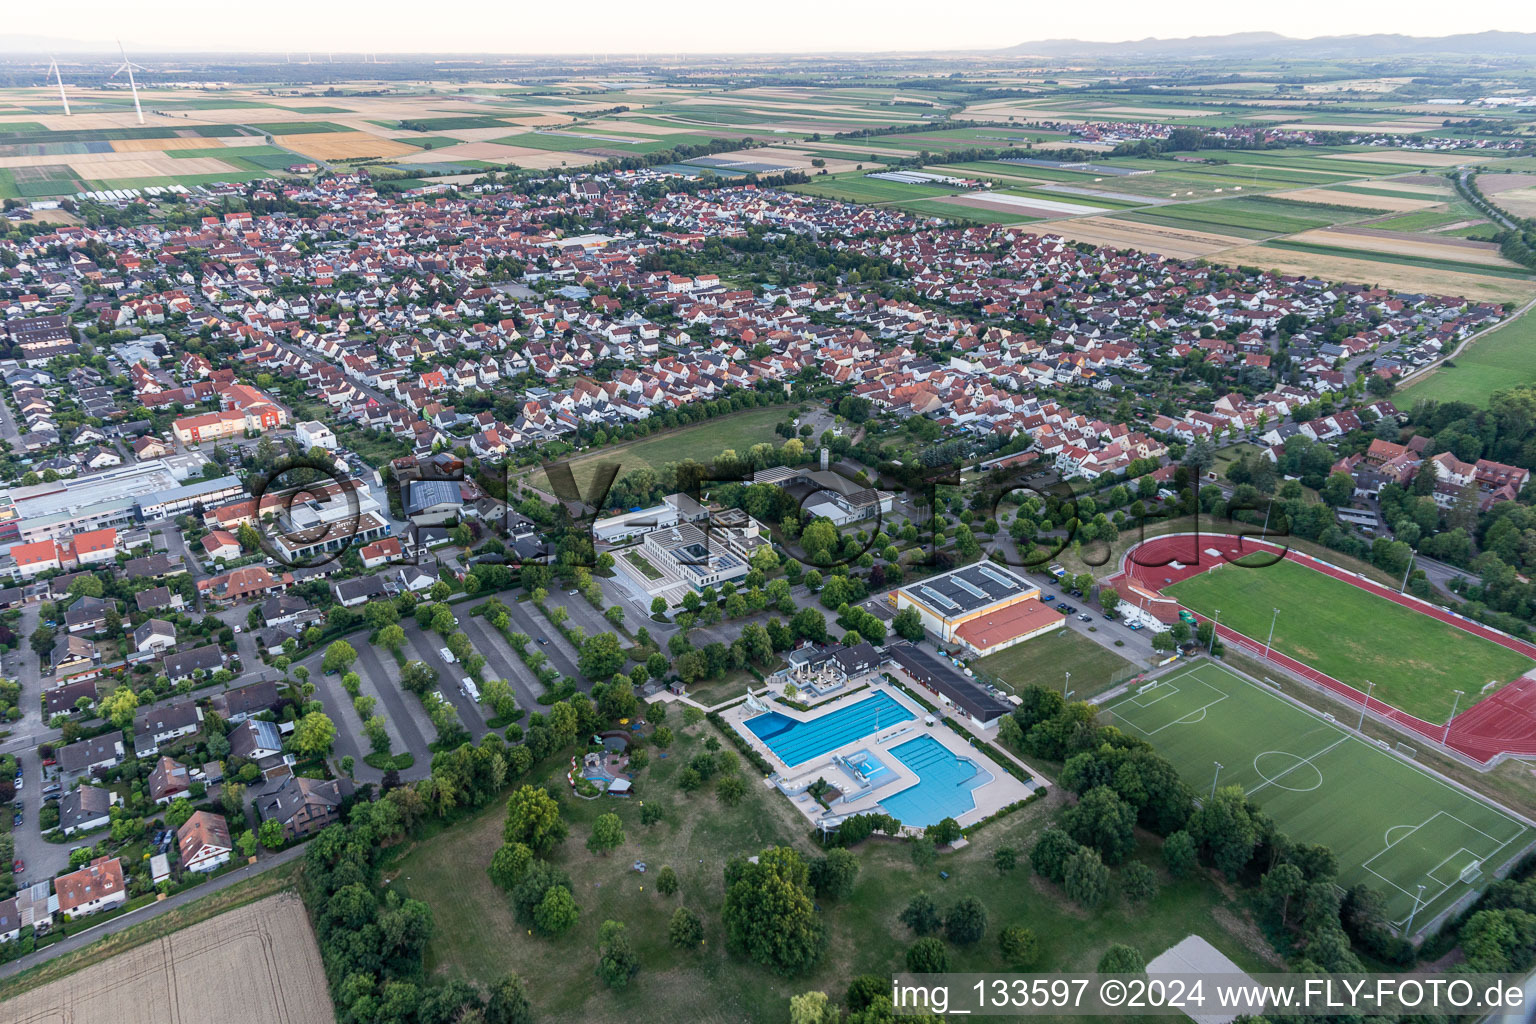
[1461,860,1484,885]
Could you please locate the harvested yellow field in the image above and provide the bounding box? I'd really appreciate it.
[1020,217,1244,259]
[1495,187,1536,219]
[1093,106,1221,117]
[486,146,584,170]
[1290,226,1524,267]
[0,893,332,1024]
[401,141,521,163]
[1322,149,1475,167]
[1216,244,1536,305]
[276,132,416,160]
[110,137,218,153]
[1271,188,1439,212]
[1276,123,1435,134]
[74,155,240,178]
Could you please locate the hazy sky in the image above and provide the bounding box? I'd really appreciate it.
[12,0,1536,54]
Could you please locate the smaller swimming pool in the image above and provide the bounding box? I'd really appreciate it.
[844,749,887,778]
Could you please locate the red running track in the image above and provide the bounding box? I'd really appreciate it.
[1115,532,1536,764]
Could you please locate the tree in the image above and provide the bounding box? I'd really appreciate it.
[788,991,838,1024]
[165,798,195,829]
[290,711,337,756]
[721,846,825,975]
[905,936,950,973]
[1320,472,1355,508]
[657,865,680,895]
[484,973,533,1024]
[1190,786,1260,880]
[1099,587,1120,616]
[994,846,1018,873]
[900,891,941,935]
[533,885,579,936]
[587,812,625,856]
[999,926,1041,969]
[810,848,859,900]
[504,784,568,853]
[1063,847,1111,908]
[578,632,625,681]
[1098,944,1146,974]
[669,905,704,948]
[595,920,640,988]
[894,606,925,642]
[1063,786,1137,865]
[30,624,56,659]
[259,818,286,849]
[1030,827,1080,883]
[322,639,358,674]
[489,842,533,890]
[717,773,747,806]
[1122,861,1159,903]
[101,685,139,730]
[945,895,988,945]
[1163,830,1197,879]
[378,624,407,654]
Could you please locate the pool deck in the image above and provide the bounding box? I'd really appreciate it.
[722,680,1038,833]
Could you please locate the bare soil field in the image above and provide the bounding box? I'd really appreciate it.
[395,141,517,163]
[1270,188,1439,212]
[72,155,240,178]
[1217,244,1536,304]
[0,893,332,1024]
[1289,226,1523,267]
[276,132,417,160]
[1276,123,1435,133]
[1479,173,1536,194]
[1022,217,1245,258]
[1092,106,1221,117]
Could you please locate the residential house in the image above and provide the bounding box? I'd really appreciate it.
[55,857,126,919]
[254,774,350,840]
[58,785,115,835]
[176,811,232,873]
[147,756,192,805]
[58,734,124,778]
[133,700,203,748]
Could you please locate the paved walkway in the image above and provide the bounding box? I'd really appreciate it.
[0,845,306,982]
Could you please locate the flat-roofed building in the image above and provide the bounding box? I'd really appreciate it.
[889,561,1046,646]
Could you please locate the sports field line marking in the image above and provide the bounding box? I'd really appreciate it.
[1363,809,1527,921]
[1112,686,1228,737]
[1244,735,1349,800]
[1127,684,1182,709]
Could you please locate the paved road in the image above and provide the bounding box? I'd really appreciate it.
[0,843,306,982]
[3,605,72,887]
[349,641,435,776]
[501,600,582,682]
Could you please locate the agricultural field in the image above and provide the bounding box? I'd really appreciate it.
[788,173,956,204]
[0,894,331,1024]
[1165,558,1535,723]
[391,713,1272,1024]
[1104,661,1532,929]
[1400,310,1536,407]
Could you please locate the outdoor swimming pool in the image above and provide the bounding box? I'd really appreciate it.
[880,735,992,827]
[745,691,914,766]
[845,749,888,778]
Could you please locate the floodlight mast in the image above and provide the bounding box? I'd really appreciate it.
[48,57,71,116]
[111,42,147,125]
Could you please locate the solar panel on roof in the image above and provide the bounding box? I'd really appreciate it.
[952,576,987,600]
[919,585,958,611]
[977,565,1019,590]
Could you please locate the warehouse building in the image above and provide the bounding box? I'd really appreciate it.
[889,561,1061,656]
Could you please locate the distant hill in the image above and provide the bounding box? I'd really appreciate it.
[1002,31,1536,59]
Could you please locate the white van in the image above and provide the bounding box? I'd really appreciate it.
[440,647,457,664]
[461,678,481,703]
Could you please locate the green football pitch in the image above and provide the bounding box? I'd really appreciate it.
[1104,660,1532,929]
[1165,557,1535,723]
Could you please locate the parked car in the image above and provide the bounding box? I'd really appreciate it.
[1127,623,1144,631]
[1042,594,1055,603]
[537,636,549,645]
[1078,614,1093,622]
[11,859,22,874]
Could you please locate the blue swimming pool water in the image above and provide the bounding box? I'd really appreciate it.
[846,749,887,777]
[745,691,914,766]
[880,735,991,827]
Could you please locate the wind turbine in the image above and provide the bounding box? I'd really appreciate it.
[111,41,146,124]
[46,56,70,116]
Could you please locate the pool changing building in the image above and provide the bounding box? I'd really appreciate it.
[889,561,1062,657]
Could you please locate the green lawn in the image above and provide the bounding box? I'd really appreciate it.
[390,714,1271,1023]
[789,174,953,204]
[534,405,794,498]
[976,628,1138,699]
[1104,661,1531,928]
[1368,210,1466,233]
[623,550,663,581]
[1165,558,1534,723]
[1399,310,1536,408]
